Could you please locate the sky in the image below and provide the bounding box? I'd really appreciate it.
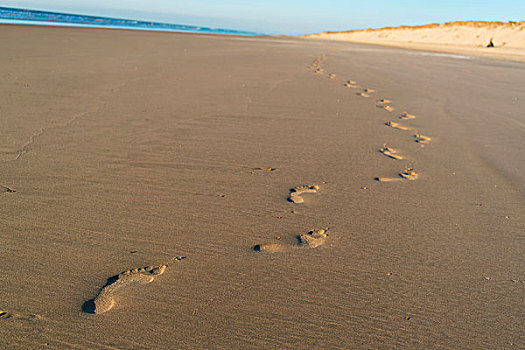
[1,0,524,34]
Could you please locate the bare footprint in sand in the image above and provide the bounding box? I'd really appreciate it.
[83,257,185,314]
[288,185,319,203]
[399,112,417,120]
[0,310,42,322]
[344,80,359,88]
[385,121,411,131]
[375,168,418,182]
[414,133,432,143]
[308,54,326,72]
[379,144,403,160]
[253,229,329,252]
[377,100,395,112]
[252,242,288,253]
[1,186,16,193]
[253,167,279,172]
[378,105,395,112]
[297,229,329,248]
[357,88,375,98]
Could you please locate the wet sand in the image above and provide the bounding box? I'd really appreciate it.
[1,25,524,349]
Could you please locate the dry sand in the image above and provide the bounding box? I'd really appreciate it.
[302,21,525,61]
[1,25,524,349]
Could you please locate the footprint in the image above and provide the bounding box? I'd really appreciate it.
[364,88,375,93]
[344,82,360,89]
[253,229,329,252]
[385,121,411,130]
[83,257,185,314]
[308,54,326,71]
[414,133,432,143]
[328,73,336,79]
[288,185,319,203]
[307,64,318,70]
[376,99,395,111]
[378,105,395,112]
[379,144,403,160]
[375,168,418,182]
[297,229,329,248]
[399,112,417,120]
[252,242,287,252]
[357,92,370,98]
[253,167,279,172]
[1,186,16,193]
[0,310,42,322]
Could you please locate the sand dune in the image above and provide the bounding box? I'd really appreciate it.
[303,21,525,60]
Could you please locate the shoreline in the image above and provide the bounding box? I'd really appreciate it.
[0,22,272,38]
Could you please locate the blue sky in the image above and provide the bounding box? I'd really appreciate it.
[2,0,524,34]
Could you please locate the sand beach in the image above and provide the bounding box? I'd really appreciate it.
[1,24,524,349]
[303,21,525,61]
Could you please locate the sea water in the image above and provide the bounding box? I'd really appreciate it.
[0,7,264,36]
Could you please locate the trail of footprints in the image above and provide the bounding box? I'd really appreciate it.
[20,57,335,317]
[85,181,327,314]
[307,53,432,182]
[8,53,434,319]
[258,55,332,250]
[253,53,435,253]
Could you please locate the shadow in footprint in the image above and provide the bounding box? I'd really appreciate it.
[82,275,120,314]
[82,300,96,314]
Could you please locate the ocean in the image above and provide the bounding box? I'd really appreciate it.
[0,7,263,36]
